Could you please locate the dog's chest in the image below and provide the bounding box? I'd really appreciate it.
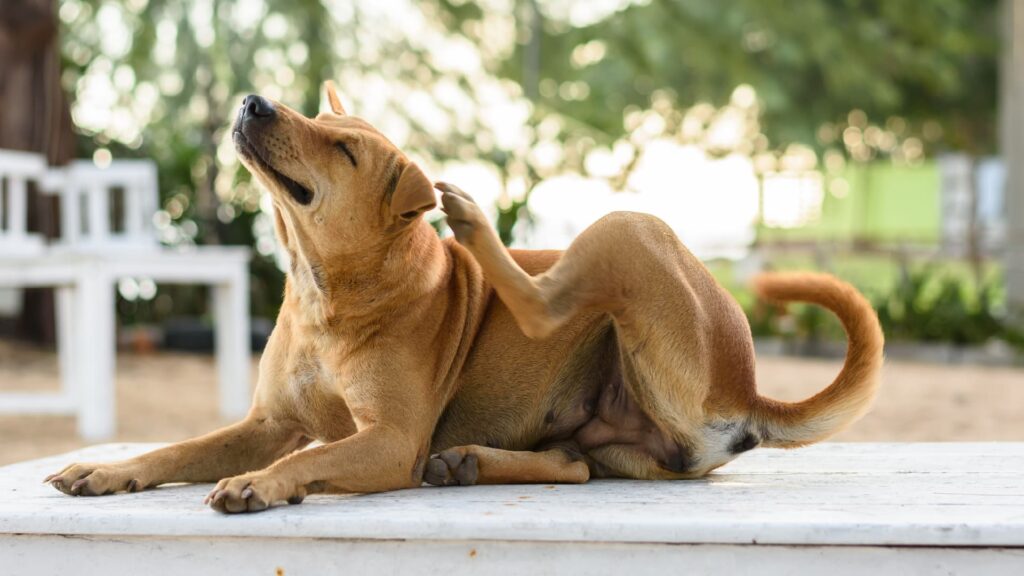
[289,349,328,391]
[282,348,355,442]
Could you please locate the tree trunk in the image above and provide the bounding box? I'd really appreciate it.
[0,0,76,344]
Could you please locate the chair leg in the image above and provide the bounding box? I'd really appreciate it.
[55,285,76,406]
[213,270,251,419]
[76,271,116,440]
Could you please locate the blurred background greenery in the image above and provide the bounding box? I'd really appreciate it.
[5,0,1023,359]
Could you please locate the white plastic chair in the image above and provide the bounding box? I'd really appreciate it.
[0,150,79,419]
[0,150,252,439]
[50,159,161,252]
[0,150,48,255]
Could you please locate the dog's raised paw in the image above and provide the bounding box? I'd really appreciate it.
[424,449,479,487]
[436,182,485,245]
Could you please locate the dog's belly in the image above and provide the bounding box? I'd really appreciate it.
[431,306,691,474]
[430,298,610,452]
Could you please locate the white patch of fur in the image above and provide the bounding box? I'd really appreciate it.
[699,419,744,468]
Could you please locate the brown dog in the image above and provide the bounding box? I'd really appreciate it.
[45,83,884,513]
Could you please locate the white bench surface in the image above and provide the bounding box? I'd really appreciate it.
[1,442,1022,547]
[3,443,1024,575]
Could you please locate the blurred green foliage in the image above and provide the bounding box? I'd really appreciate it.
[739,262,1022,351]
[875,265,1016,347]
[440,0,1001,155]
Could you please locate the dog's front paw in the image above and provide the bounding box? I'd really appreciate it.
[44,462,146,496]
[424,448,479,487]
[205,472,305,514]
[436,182,487,245]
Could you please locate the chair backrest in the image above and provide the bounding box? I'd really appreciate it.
[0,149,48,255]
[47,159,161,252]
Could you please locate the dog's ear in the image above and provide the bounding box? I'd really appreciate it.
[324,80,346,115]
[390,162,436,220]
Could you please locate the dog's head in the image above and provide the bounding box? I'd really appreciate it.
[232,82,436,265]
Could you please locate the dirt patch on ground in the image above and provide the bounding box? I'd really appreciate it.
[1,340,1022,466]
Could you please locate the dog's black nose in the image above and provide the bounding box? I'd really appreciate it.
[241,95,275,119]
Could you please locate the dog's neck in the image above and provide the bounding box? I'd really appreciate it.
[284,220,446,332]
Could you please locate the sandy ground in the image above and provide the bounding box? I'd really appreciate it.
[1,339,1022,466]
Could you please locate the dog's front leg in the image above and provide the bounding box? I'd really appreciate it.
[46,413,307,496]
[206,423,425,513]
[206,368,435,514]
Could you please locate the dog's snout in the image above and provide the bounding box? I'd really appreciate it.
[241,95,275,119]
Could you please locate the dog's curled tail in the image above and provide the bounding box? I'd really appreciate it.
[751,272,884,448]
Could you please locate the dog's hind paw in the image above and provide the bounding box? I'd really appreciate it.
[424,449,479,487]
[436,182,486,245]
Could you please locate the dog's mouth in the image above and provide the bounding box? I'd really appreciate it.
[233,130,314,206]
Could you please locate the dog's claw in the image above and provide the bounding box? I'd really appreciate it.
[70,478,88,495]
[435,181,471,200]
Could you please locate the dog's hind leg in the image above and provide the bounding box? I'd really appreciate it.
[439,182,648,340]
[440,182,755,470]
[423,445,590,486]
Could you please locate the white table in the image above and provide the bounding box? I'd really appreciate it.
[0,247,251,439]
[0,149,252,440]
[1,443,1022,575]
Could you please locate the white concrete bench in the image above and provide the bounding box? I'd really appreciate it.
[1,443,1022,575]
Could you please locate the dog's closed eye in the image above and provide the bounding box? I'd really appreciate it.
[335,141,357,167]
[277,170,314,205]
